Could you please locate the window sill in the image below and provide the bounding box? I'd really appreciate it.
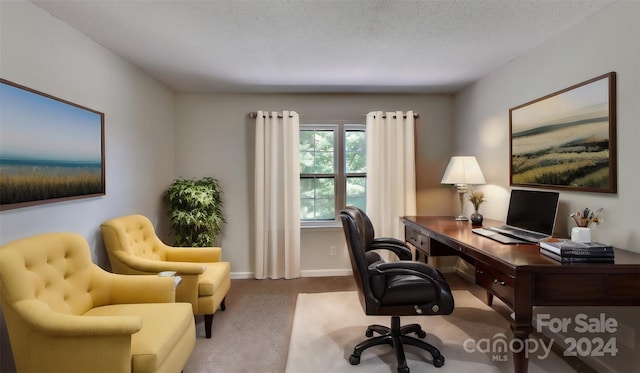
[301,223,343,231]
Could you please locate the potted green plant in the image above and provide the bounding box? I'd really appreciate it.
[163,177,225,247]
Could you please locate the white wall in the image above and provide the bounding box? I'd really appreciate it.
[454,1,640,251]
[455,4,640,371]
[2,0,637,371]
[0,3,176,371]
[0,2,176,253]
[174,93,454,277]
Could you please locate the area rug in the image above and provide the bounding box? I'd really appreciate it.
[285,291,575,373]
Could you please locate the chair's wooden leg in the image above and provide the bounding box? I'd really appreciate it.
[220,296,227,311]
[205,314,213,339]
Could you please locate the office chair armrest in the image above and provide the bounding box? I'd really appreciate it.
[369,261,454,315]
[369,261,441,285]
[372,237,406,246]
[368,238,413,260]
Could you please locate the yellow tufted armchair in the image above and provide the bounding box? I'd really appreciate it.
[100,214,231,338]
[0,232,195,373]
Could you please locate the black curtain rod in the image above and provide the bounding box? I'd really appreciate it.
[365,113,420,119]
[248,112,419,119]
[248,112,297,119]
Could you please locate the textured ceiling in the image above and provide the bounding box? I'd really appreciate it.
[33,0,613,93]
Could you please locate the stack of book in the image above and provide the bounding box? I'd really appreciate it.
[539,239,615,263]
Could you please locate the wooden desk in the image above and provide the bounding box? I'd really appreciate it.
[401,216,640,373]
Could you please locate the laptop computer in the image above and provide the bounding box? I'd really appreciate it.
[472,189,560,244]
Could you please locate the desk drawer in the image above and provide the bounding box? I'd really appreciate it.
[405,225,457,257]
[476,261,514,307]
[405,225,430,253]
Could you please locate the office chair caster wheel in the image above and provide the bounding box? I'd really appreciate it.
[349,354,360,365]
[416,330,427,338]
[433,354,445,368]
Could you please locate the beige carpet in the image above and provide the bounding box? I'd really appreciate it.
[285,291,576,373]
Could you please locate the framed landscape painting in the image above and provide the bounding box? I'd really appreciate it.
[0,79,105,210]
[509,72,617,193]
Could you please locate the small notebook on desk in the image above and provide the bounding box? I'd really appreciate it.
[472,189,560,245]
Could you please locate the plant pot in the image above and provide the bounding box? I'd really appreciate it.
[470,212,484,227]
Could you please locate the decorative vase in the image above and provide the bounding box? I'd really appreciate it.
[470,211,484,226]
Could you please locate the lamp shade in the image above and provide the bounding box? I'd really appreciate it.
[440,156,486,185]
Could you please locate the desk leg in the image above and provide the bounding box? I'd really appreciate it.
[511,271,534,373]
[511,319,533,373]
[486,291,493,306]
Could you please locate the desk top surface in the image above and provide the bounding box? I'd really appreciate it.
[402,216,640,268]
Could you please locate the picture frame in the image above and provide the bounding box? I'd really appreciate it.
[0,79,105,210]
[509,72,617,193]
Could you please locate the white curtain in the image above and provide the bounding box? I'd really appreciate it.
[254,111,301,279]
[365,111,417,241]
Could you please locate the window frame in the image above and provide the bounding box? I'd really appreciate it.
[300,121,365,228]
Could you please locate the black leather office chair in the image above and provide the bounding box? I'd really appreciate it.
[340,207,455,373]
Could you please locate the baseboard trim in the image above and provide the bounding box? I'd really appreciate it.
[300,269,352,277]
[234,266,459,279]
[231,269,352,279]
[439,266,457,273]
[230,272,254,279]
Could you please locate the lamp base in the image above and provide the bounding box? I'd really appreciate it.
[454,184,470,222]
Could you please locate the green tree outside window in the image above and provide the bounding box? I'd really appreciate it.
[300,124,365,223]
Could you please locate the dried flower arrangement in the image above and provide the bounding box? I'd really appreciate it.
[468,190,486,212]
[570,208,603,228]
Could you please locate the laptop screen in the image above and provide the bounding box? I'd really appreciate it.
[506,190,560,235]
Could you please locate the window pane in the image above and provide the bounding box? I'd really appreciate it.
[300,199,315,220]
[315,198,335,220]
[347,196,366,211]
[300,130,315,151]
[300,125,365,222]
[345,152,366,173]
[299,130,335,175]
[300,151,315,174]
[346,176,366,197]
[300,177,335,221]
[315,131,334,151]
[315,152,334,173]
[315,177,334,198]
[346,176,366,211]
[346,130,365,152]
[300,178,314,198]
[345,130,366,173]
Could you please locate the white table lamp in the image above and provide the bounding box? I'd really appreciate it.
[441,156,486,220]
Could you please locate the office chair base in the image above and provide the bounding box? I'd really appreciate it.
[349,316,444,373]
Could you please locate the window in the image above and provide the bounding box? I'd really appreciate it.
[300,123,366,224]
